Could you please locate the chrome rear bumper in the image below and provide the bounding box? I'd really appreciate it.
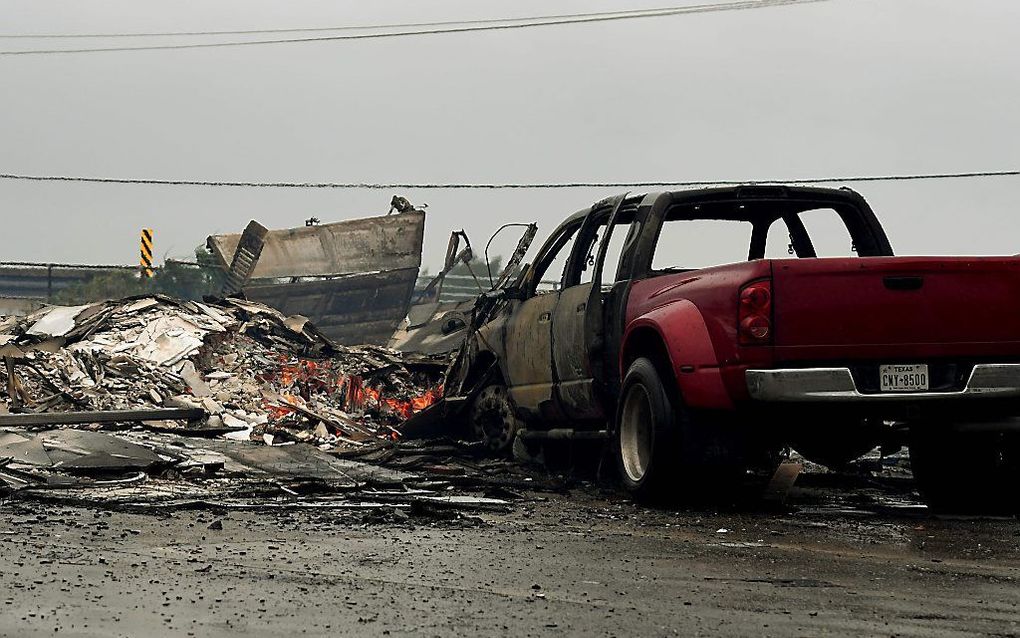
[746,364,1020,403]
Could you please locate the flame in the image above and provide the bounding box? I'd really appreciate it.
[339,375,442,419]
[265,403,293,420]
[259,357,442,429]
[411,385,442,411]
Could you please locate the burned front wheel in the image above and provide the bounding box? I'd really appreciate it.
[469,385,523,453]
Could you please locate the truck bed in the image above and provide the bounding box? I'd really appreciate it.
[771,256,1020,363]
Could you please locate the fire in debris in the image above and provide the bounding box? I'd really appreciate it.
[341,375,443,421]
[0,294,450,451]
[255,356,443,438]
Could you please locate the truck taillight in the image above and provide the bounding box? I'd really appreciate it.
[739,280,772,345]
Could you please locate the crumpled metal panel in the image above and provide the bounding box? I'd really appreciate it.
[242,268,420,346]
[208,211,425,278]
[388,299,474,355]
[208,212,426,346]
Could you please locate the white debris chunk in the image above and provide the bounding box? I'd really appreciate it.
[26,305,90,337]
[179,361,212,398]
[122,297,160,313]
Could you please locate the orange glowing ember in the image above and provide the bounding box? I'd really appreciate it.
[339,375,442,419]
[261,357,441,426]
[411,386,442,411]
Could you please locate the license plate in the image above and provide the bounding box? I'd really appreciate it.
[880,364,929,392]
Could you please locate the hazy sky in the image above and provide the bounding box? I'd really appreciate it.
[1,0,1018,271]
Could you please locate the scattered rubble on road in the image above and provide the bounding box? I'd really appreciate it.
[0,295,547,517]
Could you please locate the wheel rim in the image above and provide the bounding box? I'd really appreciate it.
[620,383,653,483]
[472,386,517,451]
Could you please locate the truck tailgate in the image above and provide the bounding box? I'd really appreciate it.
[772,256,1020,361]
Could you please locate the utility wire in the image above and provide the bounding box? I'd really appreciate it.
[0,170,1017,190]
[0,0,828,55]
[0,1,825,39]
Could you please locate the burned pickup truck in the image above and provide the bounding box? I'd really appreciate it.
[445,185,1020,511]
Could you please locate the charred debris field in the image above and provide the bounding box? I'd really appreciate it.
[3,0,1020,630]
[1,192,1020,638]
[0,292,1018,637]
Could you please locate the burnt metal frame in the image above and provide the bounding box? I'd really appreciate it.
[578,185,896,418]
[519,213,589,295]
[621,186,894,281]
[485,185,896,427]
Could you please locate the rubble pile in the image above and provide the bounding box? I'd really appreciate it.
[0,295,447,448]
[0,295,536,518]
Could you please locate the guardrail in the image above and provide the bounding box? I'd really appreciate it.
[0,262,562,307]
[0,262,134,301]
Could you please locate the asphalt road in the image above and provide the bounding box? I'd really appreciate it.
[1,482,1018,638]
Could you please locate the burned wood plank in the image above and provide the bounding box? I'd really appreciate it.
[4,355,22,412]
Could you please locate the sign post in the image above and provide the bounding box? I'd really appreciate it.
[140,228,154,278]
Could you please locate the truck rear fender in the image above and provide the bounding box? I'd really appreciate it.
[621,300,734,410]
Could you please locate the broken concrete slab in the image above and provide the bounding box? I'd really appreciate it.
[0,432,50,466]
[194,438,411,487]
[38,430,165,472]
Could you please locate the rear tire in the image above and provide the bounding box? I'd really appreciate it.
[909,428,1020,514]
[616,358,680,500]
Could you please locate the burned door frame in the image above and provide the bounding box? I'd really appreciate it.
[580,193,658,418]
[502,215,587,421]
[550,195,629,422]
[626,187,894,283]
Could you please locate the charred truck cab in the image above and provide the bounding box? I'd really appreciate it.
[449,185,1020,513]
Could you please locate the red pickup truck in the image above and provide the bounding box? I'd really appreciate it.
[447,186,1020,512]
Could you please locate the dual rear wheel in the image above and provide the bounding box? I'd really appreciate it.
[616,358,682,499]
[615,357,766,502]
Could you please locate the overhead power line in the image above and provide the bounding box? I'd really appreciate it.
[0,1,827,39]
[0,170,1017,190]
[0,0,829,55]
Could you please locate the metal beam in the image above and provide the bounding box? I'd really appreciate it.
[0,407,205,427]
